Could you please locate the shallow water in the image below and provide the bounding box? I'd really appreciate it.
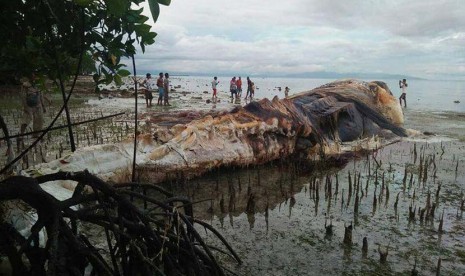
[1,77,465,275]
[163,138,465,275]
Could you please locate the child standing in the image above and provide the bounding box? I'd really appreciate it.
[211,76,219,99]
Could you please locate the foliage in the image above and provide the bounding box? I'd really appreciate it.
[0,0,170,89]
[80,51,98,75]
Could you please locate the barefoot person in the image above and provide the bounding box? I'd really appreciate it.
[250,81,255,100]
[156,72,164,105]
[19,74,49,139]
[245,76,252,100]
[163,72,171,106]
[399,79,408,108]
[284,86,290,98]
[211,76,219,100]
[236,76,242,97]
[141,73,154,107]
[230,77,237,100]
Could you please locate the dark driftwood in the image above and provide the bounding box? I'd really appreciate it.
[0,170,240,275]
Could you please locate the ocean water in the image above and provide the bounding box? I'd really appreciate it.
[168,76,465,113]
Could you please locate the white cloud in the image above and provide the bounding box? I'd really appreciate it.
[128,0,465,79]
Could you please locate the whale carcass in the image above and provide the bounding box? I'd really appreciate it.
[29,79,406,184]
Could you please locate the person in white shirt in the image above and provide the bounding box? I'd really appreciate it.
[211,76,219,99]
[141,73,154,107]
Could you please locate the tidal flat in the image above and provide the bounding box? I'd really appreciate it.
[161,138,465,275]
[1,77,465,275]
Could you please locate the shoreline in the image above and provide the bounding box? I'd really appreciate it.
[1,78,465,274]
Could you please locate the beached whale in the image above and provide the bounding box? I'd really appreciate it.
[0,79,407,267]
[25,79,406,186]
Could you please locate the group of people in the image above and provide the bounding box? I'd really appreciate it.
[211,76,256,101]
[140,72,170,107]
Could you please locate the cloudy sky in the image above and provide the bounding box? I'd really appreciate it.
[131,0,465,80]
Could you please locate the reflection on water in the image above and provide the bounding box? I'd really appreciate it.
[159,140,465,275]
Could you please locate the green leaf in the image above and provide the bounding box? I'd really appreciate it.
[105,0,128,16]
[104,74,114,85]
[118,69,131,77]
[147,0,160,22]
[134,24,152,37]
[157,0,171,6]
[145,32,157,41]
[138,15,150,24]
[114,74,122,86]
[126,10,142,23]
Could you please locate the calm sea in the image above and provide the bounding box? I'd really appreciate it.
[169,76,465,113]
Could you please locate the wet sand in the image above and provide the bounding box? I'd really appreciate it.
[1,78,465,275]
[162,138,465,275]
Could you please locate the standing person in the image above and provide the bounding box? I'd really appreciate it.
[156,72,164,105]
[245,76,252,100]
[19,74,49,139]
[163,72,171,106]
[230,77,237,99]
[141,73,154,107]
[399,78,408,108]
[250,81,255,100]
[211,76,219,100]
[284,86,290,98]
[236,76,242,97]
